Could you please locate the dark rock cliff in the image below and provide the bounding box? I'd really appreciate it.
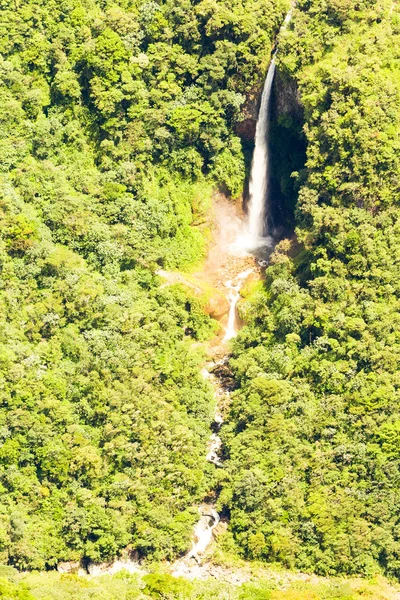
[273,68,303,122]
[269,67,306,232]
[236,89,260,142]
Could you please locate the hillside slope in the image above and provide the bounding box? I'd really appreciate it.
[0,0,289,569]
[219,0,400,579]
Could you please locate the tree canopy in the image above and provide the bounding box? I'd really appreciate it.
[0,0,289,569]
[219,0,400,579]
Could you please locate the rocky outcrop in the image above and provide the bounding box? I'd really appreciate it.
[205,290,230,320]
[87,554,142,577]
[57,552,143,577]
[235,87,261,142]
[273,67,303,122]
[57,561,82,574]
[157,270,230,320]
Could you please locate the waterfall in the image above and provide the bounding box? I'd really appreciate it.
[240,9,292,252]
[223,268,254,342]
[246,58,276,249]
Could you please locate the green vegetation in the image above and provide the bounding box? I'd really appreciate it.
[0,0,290,570]
[2,0,400,590]
[219,0,400,580]
[0,564,400,599]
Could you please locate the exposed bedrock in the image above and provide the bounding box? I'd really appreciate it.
[235,88,259,142]
[270,68,306,232]
[273,67,303,120]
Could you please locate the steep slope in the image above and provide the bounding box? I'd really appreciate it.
[219,0,400,578]
[0,0,290,569]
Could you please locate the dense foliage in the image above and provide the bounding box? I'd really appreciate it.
[3,0,399,584]
[0,0,290,569]
[0,564,398,600]
[219,0,400,579]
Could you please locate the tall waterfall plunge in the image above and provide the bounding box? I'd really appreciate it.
[246,57,276,249]
[233,9,292,254]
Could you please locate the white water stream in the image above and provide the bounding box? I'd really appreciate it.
[185,9,294,559]
[175,266,254,570]
[188,508,221,560]
[59,11,293,581]
[223,268,255,341]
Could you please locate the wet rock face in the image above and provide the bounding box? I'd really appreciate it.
[205,291,230,320]
[269,68,306,231]
[210,361,237,391]
[236,117,257,142]
[236,70,302,144]
[236,88,260,142]
[273,68,303,121]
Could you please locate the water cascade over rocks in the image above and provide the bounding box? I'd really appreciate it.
[60,11,293,582]
[178,10,294,570]
[223,268,255,341]
[245,58,276,249]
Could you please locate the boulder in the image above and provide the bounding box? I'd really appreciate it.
[57,561,80,574]
[204,290,230,320]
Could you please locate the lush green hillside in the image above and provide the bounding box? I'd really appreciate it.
[2,0,400,586]
[219,0,400,579]
[1,563,400,600]
[0,0,290,569]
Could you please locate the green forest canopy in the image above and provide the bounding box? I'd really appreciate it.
[1,0,400,586]
[0,0,289,570]
[219,0,400,580]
